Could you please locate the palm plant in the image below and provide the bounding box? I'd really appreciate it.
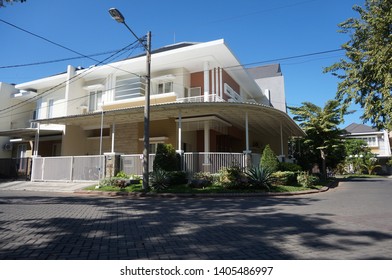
[289,100,347,180]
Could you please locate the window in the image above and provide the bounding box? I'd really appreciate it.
[47,99,54,118]
[157,82,173,94]
[189,87,201,97]
[115,75,145,101]
[89,90,102,111]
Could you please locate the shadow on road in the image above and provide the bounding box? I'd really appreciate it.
[0,192,391,260]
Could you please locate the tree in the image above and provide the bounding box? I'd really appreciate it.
[344,138,371,173]
[325,0,392,130]
[289,100,346,179]
[153,143,179,172]
[0,0,27,7]
[260,144,279,173]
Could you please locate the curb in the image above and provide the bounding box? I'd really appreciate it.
[74,179,340,198]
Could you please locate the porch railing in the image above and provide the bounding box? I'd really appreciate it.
[176,94,225,103]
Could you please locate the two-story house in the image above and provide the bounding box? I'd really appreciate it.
[1,39,305,181]
[343,123,392,174]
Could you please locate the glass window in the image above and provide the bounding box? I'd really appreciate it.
[157,82,173,94]
[89,90,102,111]
[47,99,54,118]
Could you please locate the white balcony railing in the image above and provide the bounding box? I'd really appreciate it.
[176,94,225,103]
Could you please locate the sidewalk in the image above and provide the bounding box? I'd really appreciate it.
[0,180,95,193]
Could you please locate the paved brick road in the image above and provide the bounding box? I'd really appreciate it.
[0,178,391,260]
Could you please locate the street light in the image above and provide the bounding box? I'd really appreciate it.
[109,8,151,192]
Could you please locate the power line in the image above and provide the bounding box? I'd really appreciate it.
[0,41,140,115]
[0,46,139,69]
[226,48,344,69]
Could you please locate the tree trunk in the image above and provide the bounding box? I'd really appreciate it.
[320,149,327,181]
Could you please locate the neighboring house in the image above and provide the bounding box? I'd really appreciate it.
[247,64,287,113]
[343,123,392,174]
[0,39,305,181]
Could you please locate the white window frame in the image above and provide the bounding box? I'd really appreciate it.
[47,99,54,118]
[157,81,173,94]
[89,90,103,112]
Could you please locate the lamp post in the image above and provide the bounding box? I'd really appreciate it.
[109,8,151,191]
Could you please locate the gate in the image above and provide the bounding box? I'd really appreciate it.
[31,155,104,182]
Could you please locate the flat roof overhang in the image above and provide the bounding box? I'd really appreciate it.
[0,128,63,142]
[35,102,305,139]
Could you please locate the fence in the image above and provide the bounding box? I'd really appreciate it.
[120,152,254,175]
[31,155,104,182]
[29,153,259,182]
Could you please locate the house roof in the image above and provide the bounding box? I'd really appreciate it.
[344,123,379,134]
[247,64,282,79]
[34,102,305,139]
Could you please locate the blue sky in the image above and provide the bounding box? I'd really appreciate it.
[0,0,365,126]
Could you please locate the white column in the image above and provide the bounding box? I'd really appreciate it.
[33,123,40,156]
[211,68,215,99]
[280,122,285,161]
[219,67,223,99]
[204,61,210,101]
[111,122,115,153]
[177,110,182,153]
[244,112,250,153]
[215,67,219,100]
[204,121,210,165]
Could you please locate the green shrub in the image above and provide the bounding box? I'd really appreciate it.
[245,166,274,191]
[278,162,302,172]
[153,143,180,171]
[168,171,188,185]
[149,169,170,190]
[116,171,129,178]
[272,171,297,186]
[297,172,318,187]
[260,145,279,172]
[189,172,214,188]
[219,165,246,188]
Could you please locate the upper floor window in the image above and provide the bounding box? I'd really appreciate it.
[89,90,102,111]
[47,99,54,118]
[115,75,145,101]
[157,82,173,94]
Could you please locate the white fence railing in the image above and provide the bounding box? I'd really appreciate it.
[176,94,225,103]
[30,153,259,182]
[31,155,104,182]
[120,152,251,175]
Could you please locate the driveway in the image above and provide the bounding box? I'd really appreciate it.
[0,178,391,259]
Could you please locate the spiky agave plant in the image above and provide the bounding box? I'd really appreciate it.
[245,166,273,191]
[149,169,170,191]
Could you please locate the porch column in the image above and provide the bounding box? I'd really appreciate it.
[111,122,115,153]
[204,61,210,101]
[203,121,210,171]
[33,123,40,156]
[177,110,182,152]
[243,112,252,169]
[279,122,285,162]
[219,68,223,99]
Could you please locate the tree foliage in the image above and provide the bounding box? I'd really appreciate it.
[325,0,392,130]
[0,0,27,7]
[289,100,346,178]
[260,144,279,173]
[153,143,179,172]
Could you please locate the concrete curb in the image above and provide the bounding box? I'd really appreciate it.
[74,179,339,198]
